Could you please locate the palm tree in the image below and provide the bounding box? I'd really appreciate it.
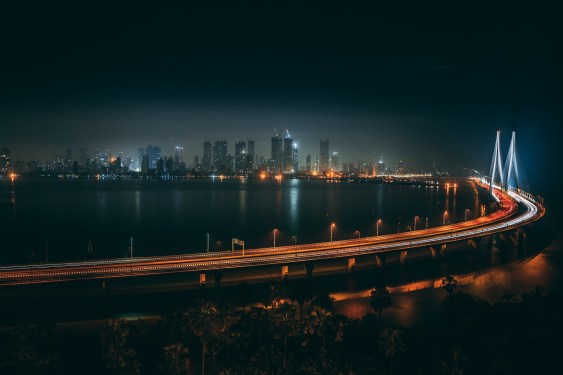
[186,302,219,375]
[304,305,334,351]
[101,319,140,375]
[162,342,191,375]
[273,302,299,371]
[370,286,392,322]
[379,327,405,374]
[441,275,458,296]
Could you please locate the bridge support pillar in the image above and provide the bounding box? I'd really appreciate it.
[376,254,386,268]
[430,244,447,258]
[400,250,408,265]
[304,262,314,278]
[199,273,206,287]
[214,272,222,288]
[281,265,289,280]
[347,258,356,271]
[517,228,526,250]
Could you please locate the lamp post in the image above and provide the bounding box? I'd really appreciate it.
[355,230,361,239]
[292,235,297,245]
[130,237,133,258]
[413,215,419,231]
[465,209,470,221]
[330,223,335,242]
[397,218,401,234]
[273,228,277,248]
[443,211,448,226]
[377,218,382,236]
[425,217,429,229]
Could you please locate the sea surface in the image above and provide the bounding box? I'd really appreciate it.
[0,177,481,264]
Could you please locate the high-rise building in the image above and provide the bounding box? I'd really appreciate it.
[319,138,329,172]
[145,145,161,170]
[377,157,385,176]
[283,135,293,172]
[292,143,298,172]
[65,147,72,164]
[202,141,212,171]
[271,133,283,172]
[174,146,184,164]
[213,140,228,171]
[234,141,246,173]
[305,154,311,172]
[141,154,149,173]
[331,151,339,171]
[79,148,89,166]
[0,147,10,173]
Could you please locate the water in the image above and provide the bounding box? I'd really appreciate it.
[0,177,481,264]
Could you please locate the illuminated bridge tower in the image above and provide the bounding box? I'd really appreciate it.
[504,131,520,191]
[489,130,504,193]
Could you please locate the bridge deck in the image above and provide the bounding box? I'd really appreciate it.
[0,186,545,286]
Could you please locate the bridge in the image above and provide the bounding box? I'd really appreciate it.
[0,132,545,286]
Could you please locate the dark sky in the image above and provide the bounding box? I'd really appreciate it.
[0,2,561,193]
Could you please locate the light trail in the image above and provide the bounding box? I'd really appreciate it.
[0,187,544,286]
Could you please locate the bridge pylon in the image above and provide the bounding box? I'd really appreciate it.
[489,130,504,193]
[504,131,519,191]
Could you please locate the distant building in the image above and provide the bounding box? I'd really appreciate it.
[283,135,293,172]
[0,147,11,173]
[79,148,90,166]
[271,133,283,172]
[145,145,161,170]
[319,138,329,173]
[305,154,311,172]
[377,157,385,176]
[331,152,339,171]
[202,141,212,171]
[141,154,149,173]
[213,140,228,171]
[234,141,246,173]
[247,140,255,170]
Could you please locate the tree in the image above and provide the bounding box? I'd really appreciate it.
[441,275,458,296]
[101,320,140,375]
[273,303,299,371]
[379,328,405,373]
[162,342,191,375]
[186,301,219,375]
[370,286,392,322]
[304,305,334,351]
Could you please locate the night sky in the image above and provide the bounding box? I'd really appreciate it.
[0,2,560,195]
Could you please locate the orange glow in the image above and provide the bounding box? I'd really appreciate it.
[259,172,267,180]
[275,174,283,181]
[9,173,16,181]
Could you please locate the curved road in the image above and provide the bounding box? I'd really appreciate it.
[0,186,545,286]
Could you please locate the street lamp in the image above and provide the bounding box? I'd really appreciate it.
[273,228,278,248]
[425,217,429,230]
[377,218,382,236]
[397,218,401,234]
[443,211,448,226]
[355,230,361,239]
[330,223,335,242]
[292,235,297,245]
[413,215,419,231]
[465,209,470,221]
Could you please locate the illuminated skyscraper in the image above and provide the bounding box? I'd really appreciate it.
[319,138,329,172]
[234,141,246,173]
[202,141,212,171]
[283,134,293,172]
[271,133,283,172]
[0,147,10,173]
[213,140,228,171]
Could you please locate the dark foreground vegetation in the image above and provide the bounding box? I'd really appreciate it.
[1,277,562,375]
